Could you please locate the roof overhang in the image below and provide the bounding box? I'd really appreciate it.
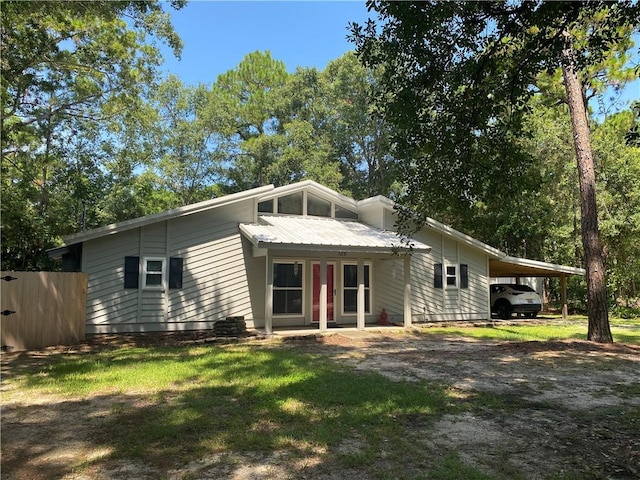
[240,215,431,255]
[61,184,274,246]
[490,256,585,278]
[47,245,70,260]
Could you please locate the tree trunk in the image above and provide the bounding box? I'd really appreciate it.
[561,32,612,343]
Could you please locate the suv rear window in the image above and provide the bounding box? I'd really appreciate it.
[510,285,535,292]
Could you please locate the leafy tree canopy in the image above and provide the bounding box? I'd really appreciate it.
[350,0,640,342]
[350,1,639,221]
[1,0,185,270]
[1,0,184,140]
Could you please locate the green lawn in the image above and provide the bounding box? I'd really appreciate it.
[418,315,640,345]
[3,317,638,479]
[5,344,464,477]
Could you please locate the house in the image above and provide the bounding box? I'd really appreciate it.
[49,181,584,334]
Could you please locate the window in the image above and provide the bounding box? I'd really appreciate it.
[278,192,303,215]
[258,199,274,213]
[446,265,457,287]
[307,193,331,217]
[335,205,358,220]
[143,257,165,289]
[434,263,469,289]
[343,264,370,314]
[273,262,303,314]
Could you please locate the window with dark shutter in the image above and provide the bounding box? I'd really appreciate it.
[169,257,183,289]
[434,263,443,288]
[460,264,469,289]
[124,256,140,289]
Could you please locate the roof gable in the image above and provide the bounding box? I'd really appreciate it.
[54,179,584,277]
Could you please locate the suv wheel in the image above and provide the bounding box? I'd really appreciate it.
[496,302,512,320]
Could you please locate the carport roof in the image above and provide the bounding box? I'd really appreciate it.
[490,256,585,278]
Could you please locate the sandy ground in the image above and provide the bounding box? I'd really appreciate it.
[1,327,639,479]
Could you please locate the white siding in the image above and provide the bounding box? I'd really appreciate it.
[410,226,490,322]
[167,200,257,330]
[358,203,384,229]
[84,197,261,333]
[85,229,140,331]
[82,186,494,333]
[374,258,405,323]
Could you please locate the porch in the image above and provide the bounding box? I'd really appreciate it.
[240,214,432,335]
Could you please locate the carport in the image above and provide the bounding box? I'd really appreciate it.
[489,256,586,320]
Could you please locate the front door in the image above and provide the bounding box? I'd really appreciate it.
[312,263,334,322]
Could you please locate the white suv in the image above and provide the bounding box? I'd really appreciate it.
[490,284,542,320]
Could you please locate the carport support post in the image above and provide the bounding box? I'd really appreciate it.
[561,274,568,321]
[357,258,365,330]
[403,255,412,328]
[319,258,328,332]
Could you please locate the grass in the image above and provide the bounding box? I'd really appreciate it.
[3,317,638,479]
[4,344,459,476]
[418,315,640,344]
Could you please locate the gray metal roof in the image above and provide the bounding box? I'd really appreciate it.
[240,215,431,254]
[490,256,585,277]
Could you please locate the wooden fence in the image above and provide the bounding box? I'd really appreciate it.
[1,271,87,351]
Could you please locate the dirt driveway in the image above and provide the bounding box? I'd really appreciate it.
[2,327,639,479]
[315,330,640,479]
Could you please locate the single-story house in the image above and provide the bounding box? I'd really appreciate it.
[49,180,584,334]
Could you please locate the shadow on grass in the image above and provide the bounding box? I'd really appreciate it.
[2,345,460,478]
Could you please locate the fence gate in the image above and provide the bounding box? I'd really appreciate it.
[1,272,87,351]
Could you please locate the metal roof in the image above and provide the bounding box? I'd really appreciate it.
[489,256,585,277]
[239,215,431,254]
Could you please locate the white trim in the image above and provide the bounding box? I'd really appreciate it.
[142,257,166,291]
[403,255,412,327]
[497,256,586,276]
[272,260,305,317]
[257,180,359,209]
[487,257,492,319]
[341,261,372,316]
[265,252,273,334]
[445,264,458,289]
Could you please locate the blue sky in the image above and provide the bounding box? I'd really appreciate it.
[159,1,372,86]
[158,1,638,112]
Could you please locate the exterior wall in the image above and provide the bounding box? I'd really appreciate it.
[84,228,140,331]
[81,185,493,334]
[358,203,384,229]
[409,228,491,322]
[374,257,405,323]
[84,198,259,334]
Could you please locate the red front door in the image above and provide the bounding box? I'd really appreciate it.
[312,263,334,322]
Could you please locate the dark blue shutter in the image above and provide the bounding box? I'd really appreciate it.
[460,264,469,289]
[434,263,443,288]
[169,257,183,289]
[124,256,139,289]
